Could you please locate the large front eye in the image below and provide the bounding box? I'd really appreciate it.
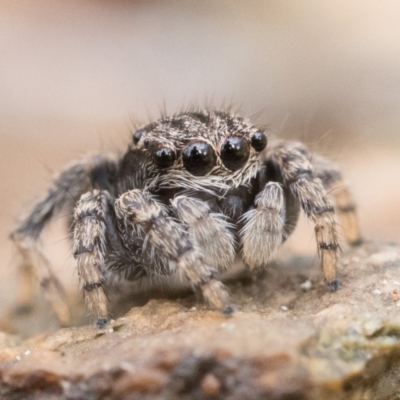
[220,136,250,171]
[155,148,176,168]
[182,142,216,176]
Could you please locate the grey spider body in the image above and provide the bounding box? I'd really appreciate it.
[11,110,361,327]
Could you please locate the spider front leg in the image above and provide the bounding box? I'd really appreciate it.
[170,196,236,272]
[115,190,233,313]
[269,141,341,290]
[73,190,110,328]
[241,182,286,269]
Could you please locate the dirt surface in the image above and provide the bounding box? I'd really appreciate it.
[0,241,400,399]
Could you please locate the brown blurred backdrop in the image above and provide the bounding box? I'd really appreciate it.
[1,1,399,320]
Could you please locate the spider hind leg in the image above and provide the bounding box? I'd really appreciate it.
[312,154,362,246]
[11,235,70,325]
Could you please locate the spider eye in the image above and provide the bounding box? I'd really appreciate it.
[220,136,250,171]
[133,130,143,145]
[182,142,216,176]
[251,131,267,152]
[155,148,176,168]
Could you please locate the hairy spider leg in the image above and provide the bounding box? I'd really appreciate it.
[10,155,118,325]
[312,153,362,246]
[12,235,70,324]
[115,190,233,314]
[268,141,341,290]
[73,190,110,328]
[240,182,286,269]
[171,195,236,272]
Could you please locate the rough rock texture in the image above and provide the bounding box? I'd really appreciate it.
[1,241,400,400]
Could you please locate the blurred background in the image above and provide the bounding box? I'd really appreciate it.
[1,0,399,330]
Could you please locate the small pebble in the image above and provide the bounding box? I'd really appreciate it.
[108,328,114,334]
[363,319,383,337]
[394,281,400,286]
[221,323,235,331]
[281,305,288,311]
[119,361,135,372]
[382,280,388,285]
[373,289,381,295]
[369,252,399,265]
[15,356,21,361]
[300,280,312,290]
[24,350,31,356]
[201,373,220,396]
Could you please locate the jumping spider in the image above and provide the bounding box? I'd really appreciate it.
[11,110,361,328]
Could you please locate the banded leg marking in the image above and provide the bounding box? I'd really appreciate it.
[313,154,362,246]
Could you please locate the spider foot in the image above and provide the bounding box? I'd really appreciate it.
[222,304,236,316]
[13,304,33,316]
[327,279,342,291]
[95,318,109,329]
[350,238,364,247]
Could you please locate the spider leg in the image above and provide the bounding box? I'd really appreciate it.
[312,154,362,245]
[171,195,236,272]
[115,190,232,313]
[12,236,70,324]
[10,154,117,324]
[268,141,341,290]
[241,182,286,269]
[73,190,110,328]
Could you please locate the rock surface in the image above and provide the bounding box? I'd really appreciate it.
[1,241,400,399]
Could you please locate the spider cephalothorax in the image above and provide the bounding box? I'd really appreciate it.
[120,111,264,193]
[11,110,361,328]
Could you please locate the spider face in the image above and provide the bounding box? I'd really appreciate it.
[129,111,268,191]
